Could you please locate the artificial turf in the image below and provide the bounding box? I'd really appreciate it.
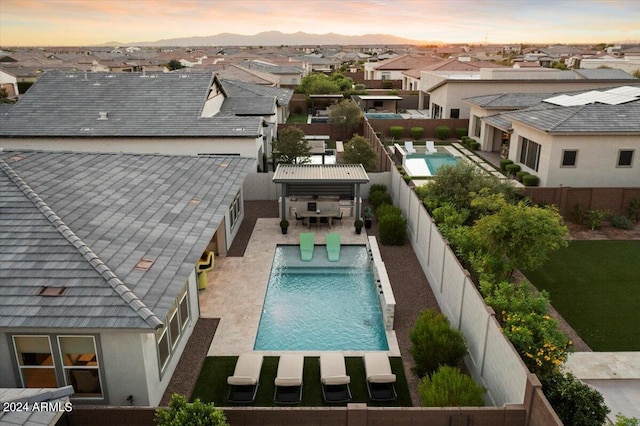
[524,240,640,351]
[190,356,412,407]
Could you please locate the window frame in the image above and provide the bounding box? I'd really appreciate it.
[12,335,58,389]
[519,137,541,172]
[57,335,103,399]
[450,108,460,119]
[229,190,242,230]
[561,149,578,168]
[473,115,481,137]
[617,149,634,167]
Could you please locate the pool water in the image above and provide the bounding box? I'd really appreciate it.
[254,245,389,351]
[365,113,404,119]
[406,153,459,175]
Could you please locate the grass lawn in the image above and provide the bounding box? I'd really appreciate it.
[191,356,412,407]
[525,240,640,351]
[286,114,308,124]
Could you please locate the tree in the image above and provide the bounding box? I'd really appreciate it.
[328,99,362,139]
[470,201,568,277]
[541,372,609,426]
[632,69,640,79]
[155,393,228,426]
[295,73,340,94]
[165,59,185,71]
[272,126,311,164]
[341,135,377,171]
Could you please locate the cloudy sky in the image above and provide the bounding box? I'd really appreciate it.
[1,0,639,46]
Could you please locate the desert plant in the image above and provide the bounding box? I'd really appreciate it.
[418,366,485,407]
[455,128,468,139]
[410,126,424,140]
[435,126,450,140]
[541,372,609,426]
[155,393,228,426]
[628,198,640,222]
[369,190,393,208]
[409,310,467,377]
[586,209,612,230]
[389,126,404,139]
[611,214,634,230]
[522,174,540,187]
[378,211,407,245]
[505,163,521,176]
[499,159,514,171]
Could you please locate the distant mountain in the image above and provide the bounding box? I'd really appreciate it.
[108,31,432,47]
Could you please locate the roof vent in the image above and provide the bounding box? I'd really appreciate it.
[134,258,155,271]
[38,286,67,296]
[189,198,201,205]
[97,112,108,120]
[10,155,25,162]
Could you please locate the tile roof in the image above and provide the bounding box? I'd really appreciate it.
[0,151,254,329]
[0,386,74,425]
[464,92,555,109]
[374,54,442,70]
[0,70,261,137]
[219,78,293,105]
[272,164,370,183]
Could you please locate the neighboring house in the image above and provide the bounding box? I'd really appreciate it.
[296,55,341,74]
[364,54,441,81]
[0,71,272,164]
[0,151,255,406]
[421,67,636,119]
[467,85,640,187]
[0,69,19,98]
[242,60,305,86]
[211,63,281,86]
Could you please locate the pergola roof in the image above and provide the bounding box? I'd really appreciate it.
[356,95,403,100]
[272,164,369,183]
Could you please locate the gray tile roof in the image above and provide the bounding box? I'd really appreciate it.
[219,78,293,105]
[573,69,636,80]
[0,70,261,137]
[0,151,254,329]
[464,92,555,109]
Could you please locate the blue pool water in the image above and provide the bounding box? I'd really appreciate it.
[365,113,403,119]
[254,245,389,351]
[409,153,459,174]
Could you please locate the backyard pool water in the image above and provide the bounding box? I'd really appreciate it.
[254,245,389,351]
[365,113,404,119]
[405,152,460,176]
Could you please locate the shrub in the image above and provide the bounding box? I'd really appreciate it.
[369,190,392,208]
[628,198,640,222]
[369,183,387,195]
[155,394,228,426]
[354,83,366,91]
[455,128,468,139]
[409,310,467,377]
[515,171,530,182]
[571,204,586,225]
[499,159,514,171]
[376,203,402,219]
[435,126,450,140]
[403,175,412,184]
[378,210,407,245]
[418,366,485,407]
[505,164,521,176]
[612,214,634,230]
[523,174,540,187]
[374,131,383,139]
[469,141,480,150]
[586,209,612,230]
[410,126,424,140]
[541,372,609,426]
[615,414,640,426]
[389,126,404,139]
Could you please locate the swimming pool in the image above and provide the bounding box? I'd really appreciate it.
[254,245,389,351]
[405,153,460,176]
[365,113,403,119]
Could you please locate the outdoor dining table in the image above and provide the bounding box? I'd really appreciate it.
[300,210,340,229]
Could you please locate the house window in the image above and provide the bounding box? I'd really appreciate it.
[432,104,442,119]
[473,115,482,137]
[58,336,102,398]
[156,327,170,371]
[381,72,390,80]
[13,336,58,388]
[617,150,634,167]
[561,150,578,167]
[229,190,242,230]
[519,137,541,171]
[156,284,190,373]
[450,109,460,119]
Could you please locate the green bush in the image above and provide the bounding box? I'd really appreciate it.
[505,164,521,176]
[586,209,612,230]
[389,126,404,139]
[403,175,412,183]
[615,414,640,426]
[376,203,402,219]
[541,372,609,426]
[418,366,485,407]
[369,190,392,208]
[499,159,514,171]
[455,128,468,139]
[369,183,387,195]
[378,210,407,245]
[469,141,480,150]
[627,198,640,222]
[435,126,450,140]
[612,214,634,230]
[354,83,366,91]
[155,394,228,426]
[523,174,540,187]
[409,310,467,377]
[410,127,424,140]
[515,171,530,182]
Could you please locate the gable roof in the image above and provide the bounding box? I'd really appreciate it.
[218,78,293,105]
[464,92,555,109]
[0,151,254,329]
[375,54,442,70]
[0,70,261,138]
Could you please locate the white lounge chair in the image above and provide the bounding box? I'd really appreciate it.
[227,353,264,403]
[364,352,397,401]
[426,141,437,153]
[404,141,416,154]
[274,354,304,404]
[320,353,351,403]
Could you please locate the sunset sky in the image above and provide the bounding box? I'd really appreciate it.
[1,0,639,46]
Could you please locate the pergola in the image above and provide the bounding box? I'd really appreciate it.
[272,164,370,221]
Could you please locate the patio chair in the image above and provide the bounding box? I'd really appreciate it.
[426,140,437,153]
[326,233,341,262]
[308,215,318,229]
[319,216,330,228]
[295,211,305,228]
[404,141,416,154]
[332,211,343,227]
[274,354,304,404]
[363,352,397,401]
[320,353,351,403]
[227,353,264,403]
[300,233,315,261]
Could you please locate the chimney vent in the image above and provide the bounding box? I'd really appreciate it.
[97,112,108,120]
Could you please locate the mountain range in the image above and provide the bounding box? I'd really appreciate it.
[102,31,436,47]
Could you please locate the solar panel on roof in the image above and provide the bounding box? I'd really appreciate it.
[544,86,640,106]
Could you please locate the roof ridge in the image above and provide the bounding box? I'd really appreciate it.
[545,104,588,131]
[0,157,163,330]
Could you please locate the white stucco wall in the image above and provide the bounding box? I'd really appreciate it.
[0,332,18,387]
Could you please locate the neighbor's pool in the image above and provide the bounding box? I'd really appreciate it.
[254,245,389,351]
[405,152,460,176]
[365,113,403,119]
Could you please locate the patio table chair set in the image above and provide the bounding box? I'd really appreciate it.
[226,352,397,404]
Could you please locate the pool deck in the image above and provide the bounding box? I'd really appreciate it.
[199,218,401,357]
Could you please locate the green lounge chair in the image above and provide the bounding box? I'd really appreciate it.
[326,233,341,262]
[300,233,314,261]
